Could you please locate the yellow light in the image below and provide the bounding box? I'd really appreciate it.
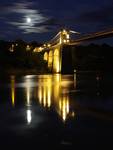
[63,29,66,34]
[38,86,42,104]
[47,89,51,107]
[58,96,70,121]
[63,40,66,43]
[36,74,73,122]
[12,88,15,107]
[11,76,15,107]
[44,52,48,61]
[48,51,53,68]
[53,74,61,102]
[67,98,69,113]
[43,86,46,107]
[43,44,46,47]
[39,48,42,51]
[62,99,66,121]
[47,44,51,47]
[67,40,69,43]
[37,76,52,108]
[38,47,43,52]
[26,45,30,51]
[66,34,70,39]
[47,78,52,108]
[53,49,60,73]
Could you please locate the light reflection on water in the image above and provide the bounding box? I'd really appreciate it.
[27,109,32,124]
[11,76,15,107]
[9,72,113,125]
[10,74,75,123]
[36,74,74,121]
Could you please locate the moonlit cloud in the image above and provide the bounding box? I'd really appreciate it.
[0,1,50,34]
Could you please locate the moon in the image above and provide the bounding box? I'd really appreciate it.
[26,17,31,23]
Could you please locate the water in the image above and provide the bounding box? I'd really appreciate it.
[0,72,113,149]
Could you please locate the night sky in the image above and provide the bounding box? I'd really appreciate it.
[0,0,113,43]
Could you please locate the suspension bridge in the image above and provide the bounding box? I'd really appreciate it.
[33,28,113,73]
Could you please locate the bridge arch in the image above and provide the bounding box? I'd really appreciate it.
[44,52,48,61]
[48,50,53,69]
[53,48,60,73]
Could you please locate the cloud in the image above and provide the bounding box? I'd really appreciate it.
[0,1,50,34]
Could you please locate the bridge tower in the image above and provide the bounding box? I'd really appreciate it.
[59,29,70,44]
[52,29,71,73]
[43,29,71,73]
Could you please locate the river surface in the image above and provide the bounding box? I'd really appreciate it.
[0,72,113,149]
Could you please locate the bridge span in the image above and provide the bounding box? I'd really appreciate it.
[33,28,113,73]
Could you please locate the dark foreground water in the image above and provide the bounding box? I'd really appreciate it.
[0,72,113,149]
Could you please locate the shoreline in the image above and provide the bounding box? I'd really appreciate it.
[0,68,48,76]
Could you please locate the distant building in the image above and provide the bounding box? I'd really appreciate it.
[33,47,43,52]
